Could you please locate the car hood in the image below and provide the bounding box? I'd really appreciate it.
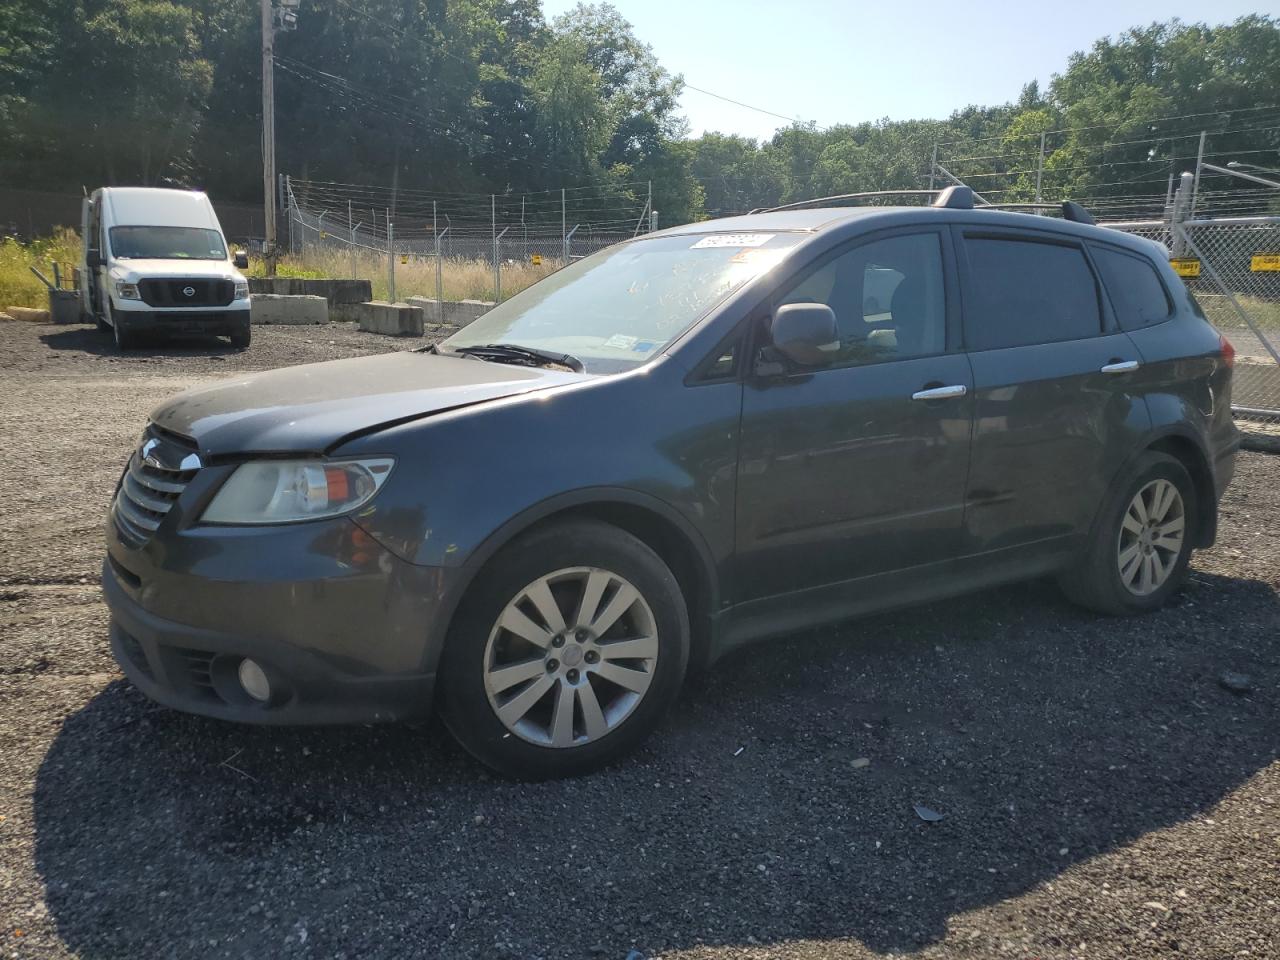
[109,259,241,281]
[149,351,591,456]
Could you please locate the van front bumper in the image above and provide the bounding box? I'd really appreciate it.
[102,514,455,726]
[113,303,250,336]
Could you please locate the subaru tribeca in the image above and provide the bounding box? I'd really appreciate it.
[103,188,1239,779]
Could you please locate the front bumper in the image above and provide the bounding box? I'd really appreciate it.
[103,510,455,725]
[113,302,249,336]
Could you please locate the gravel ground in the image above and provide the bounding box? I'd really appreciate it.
[0,320,1276,960]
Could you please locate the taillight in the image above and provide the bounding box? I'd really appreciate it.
[1219,334,1235,368]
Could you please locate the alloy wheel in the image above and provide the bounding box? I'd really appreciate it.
[1117,478,1185,596]
[483,566,659,748]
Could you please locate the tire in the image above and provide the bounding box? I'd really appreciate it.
[111,309,136,350]
[438,520,690,780]
[230,319,251,349]
[95,312,110,334]
[1059,451,1198,616]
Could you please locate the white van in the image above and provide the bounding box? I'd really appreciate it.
[80,187,252,349]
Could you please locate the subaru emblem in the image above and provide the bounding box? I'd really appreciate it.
[182,285,196,297]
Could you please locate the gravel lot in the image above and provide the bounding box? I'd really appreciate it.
[0,320,1276,960]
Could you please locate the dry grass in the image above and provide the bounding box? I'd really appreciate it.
[0,230,80,310]
[248,248,561,303]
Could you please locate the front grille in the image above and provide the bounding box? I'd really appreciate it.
[138,278,234,308]
[112,428,200,545]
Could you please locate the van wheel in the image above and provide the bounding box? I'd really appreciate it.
[1059,451,1197,616]
[95,311,110,334]
[230,320,251,349]
[112,311,136,350]
[438,520,689,780]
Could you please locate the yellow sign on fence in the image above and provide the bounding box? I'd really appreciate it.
[531,253,543,266]
[400,254,408,264]
[1250,253,1280,272]
[1170,258,1201,278]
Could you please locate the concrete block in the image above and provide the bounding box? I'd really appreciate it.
[5,306,51,322]
[440,299,493,328]
[329,302,363,323]
[250,294,328,325]
[247,278,372,305]
[404,296,442,324]
[356,301,424,337]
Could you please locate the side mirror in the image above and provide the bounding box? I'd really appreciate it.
[86,250,102,270]
[233,250,249,269]
[769,302,839,366]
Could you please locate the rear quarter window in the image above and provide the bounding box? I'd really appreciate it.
[1091,245,1173,331]
[962,236,1102,351]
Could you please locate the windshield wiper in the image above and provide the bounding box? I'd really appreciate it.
[449,343,585,373]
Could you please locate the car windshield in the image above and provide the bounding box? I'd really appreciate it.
[109,226,228,260]
[440,232,803,374]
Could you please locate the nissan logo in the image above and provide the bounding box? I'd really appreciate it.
[182,285,196,297]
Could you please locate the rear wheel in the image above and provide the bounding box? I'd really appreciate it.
[1059,451,1197,615]
[438,520,689,779]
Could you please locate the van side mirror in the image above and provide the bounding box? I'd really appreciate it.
[86,250,102,270]
[233,250,249,269]
[769,302,839,367]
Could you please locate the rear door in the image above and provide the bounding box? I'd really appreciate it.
[734,227,974,602]
[956,228,1149,555]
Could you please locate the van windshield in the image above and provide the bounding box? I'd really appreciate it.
[109,226,228,261]
[440,232,803,374]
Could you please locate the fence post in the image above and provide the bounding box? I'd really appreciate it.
[561,188,566,262]
[436,226,448,309]
[491,194,498,301]
[564,224,579,261]
[349,221,361,280]
[928,143,938,193]
[494,227,509,302]
[387,211,396,304]
[1191,130,1207,217]
[1169,172,1194,257]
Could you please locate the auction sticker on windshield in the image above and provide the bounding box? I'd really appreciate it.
[692,234,773,248]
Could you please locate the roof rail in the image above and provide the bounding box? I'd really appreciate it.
[970,200,1097,225]
[752,189,943,214]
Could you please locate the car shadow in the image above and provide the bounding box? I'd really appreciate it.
[33,572,1278,957]
[39,325,239,357]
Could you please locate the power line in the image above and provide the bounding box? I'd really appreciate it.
[681,83,800,125]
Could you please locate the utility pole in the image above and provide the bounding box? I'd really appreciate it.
[261,0,276,276]
[261,0,298,277]
[1035,131,1046,204]
[1191,130,1207,216]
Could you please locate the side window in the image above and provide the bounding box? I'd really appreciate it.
[963,237,1102,351]
[776,232,946,366]
[1091,245,1173,331]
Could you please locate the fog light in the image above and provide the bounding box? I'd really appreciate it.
[238,658,271,702]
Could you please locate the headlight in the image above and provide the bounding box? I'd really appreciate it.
[115,281,141,300]
[201,458,395,524]
[234,280,250,300]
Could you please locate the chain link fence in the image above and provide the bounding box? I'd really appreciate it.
[1106,216,1280,426]
[281,178,647,304]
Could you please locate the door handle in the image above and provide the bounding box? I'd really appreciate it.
[1100,360,1140,374]
[911,384,967,401]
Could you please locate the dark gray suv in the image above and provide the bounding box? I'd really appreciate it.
[103,188,1239,778]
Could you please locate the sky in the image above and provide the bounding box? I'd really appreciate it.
[540,0,1275,141]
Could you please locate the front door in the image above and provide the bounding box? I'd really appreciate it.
[734,228,974,604]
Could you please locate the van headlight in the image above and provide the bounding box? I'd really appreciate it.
[234,280,250,300]
[115,281,141,300]
[201,458,395,524]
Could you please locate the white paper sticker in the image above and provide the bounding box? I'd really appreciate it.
[603,334,638,350]
[692,233,772,249]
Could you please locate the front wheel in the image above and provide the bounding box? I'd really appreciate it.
[229,318,251,349]
[112,309,136,350]
[1059,451,1197,616]
[438,520,689,779]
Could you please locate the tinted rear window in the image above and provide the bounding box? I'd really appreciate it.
[1092,246,1172,330]
[963,237,1101,350]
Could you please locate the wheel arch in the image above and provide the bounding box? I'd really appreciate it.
[429,488,721,681]
[1140,428,1217,548]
